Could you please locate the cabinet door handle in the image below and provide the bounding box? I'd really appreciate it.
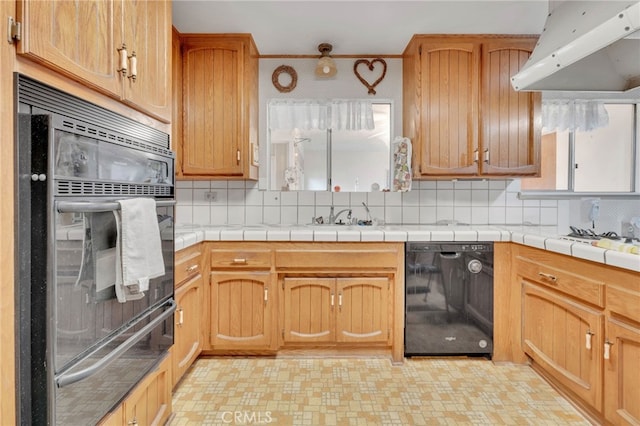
[585,330,594,350]
[127,418,138,426]
[604,340,613,360]
[338,293,343,312]
[232,258,247,264]
[538,272,557,283]
[330,293,335,310]
[237,149,241,165]
[127,51,137,81]
[473,149,479,163]
[117,44,128,76]
[186,264,198,273]
[484,148,490,164]
[178,308,184,326]
[264,287,268,303]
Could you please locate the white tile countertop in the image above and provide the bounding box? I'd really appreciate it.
[175,223,640,273]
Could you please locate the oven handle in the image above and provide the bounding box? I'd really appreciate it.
[55,299,176,389]
[56,199,175,213]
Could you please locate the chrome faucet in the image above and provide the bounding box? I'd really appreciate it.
[329,206,352,224]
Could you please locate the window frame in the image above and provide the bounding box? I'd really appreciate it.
[520,102,640,200]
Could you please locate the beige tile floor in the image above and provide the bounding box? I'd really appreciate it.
[171,357,590,426]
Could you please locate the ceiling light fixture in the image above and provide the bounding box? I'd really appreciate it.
[315,43,337,78]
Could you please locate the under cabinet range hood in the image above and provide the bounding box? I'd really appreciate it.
[511,1,640,93]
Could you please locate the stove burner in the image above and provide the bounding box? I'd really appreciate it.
[567,226,621,240]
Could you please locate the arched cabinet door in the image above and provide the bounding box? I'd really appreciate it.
[336,278,390,344]
[209,272,273,349]
[283,278,336,344]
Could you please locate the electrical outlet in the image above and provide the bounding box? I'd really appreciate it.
[204,191,217,202]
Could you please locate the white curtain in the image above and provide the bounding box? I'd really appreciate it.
[268,99,330,130]
[329,100,375,130]
[268,99,375,131]
[542,100,609,133]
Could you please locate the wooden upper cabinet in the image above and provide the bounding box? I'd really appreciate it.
[180,34,259,179]
[403,35,540,178]
[17,0,121,96]
[120,0,171,122]
[419,41,480,176]
[17,0,171,123]
[481,39,540,175]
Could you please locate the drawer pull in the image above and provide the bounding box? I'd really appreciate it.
[232,258,247,264]
[585,330,594,350]
[604,340,613,360]
[186,265,198,273]
[538,272,557,283]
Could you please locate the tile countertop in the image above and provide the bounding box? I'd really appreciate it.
[175,224,640,273]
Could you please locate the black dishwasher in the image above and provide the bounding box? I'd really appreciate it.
[405,242,494,357]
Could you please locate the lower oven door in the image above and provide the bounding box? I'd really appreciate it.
[53,299,175,425]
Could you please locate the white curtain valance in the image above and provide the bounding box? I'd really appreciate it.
[542,100,609,133]
[268,99,375,131]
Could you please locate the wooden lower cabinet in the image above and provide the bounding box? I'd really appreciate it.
[173,273,203,388]
[522,281,604,412]
[283,278,335,343]
[123,354,172,426]
[337,278,390,344]
[282,277,390,345]
[604,317,640,425]
[209,271,275,349]
[514,244,640,425]
[100,354,172,425]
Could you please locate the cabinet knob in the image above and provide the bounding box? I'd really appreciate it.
[604,340,613,360]
[128,51,138,82]
[585,330,594,350]
[117,44,128,76]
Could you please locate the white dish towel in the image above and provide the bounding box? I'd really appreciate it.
[113,198,165,303]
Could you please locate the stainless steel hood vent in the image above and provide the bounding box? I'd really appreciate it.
[511,1,640,93]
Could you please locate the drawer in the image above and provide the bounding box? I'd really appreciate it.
[175,244,203,285]
[210,249,272,270]
[275,248,399,270]
[515,248,605,307]
[607,281,640,321]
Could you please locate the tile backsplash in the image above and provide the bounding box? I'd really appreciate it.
[176,179,560,227]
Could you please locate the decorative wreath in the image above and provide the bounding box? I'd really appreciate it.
[272,65,297,93]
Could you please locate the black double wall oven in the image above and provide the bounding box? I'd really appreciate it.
[15,75,176,425]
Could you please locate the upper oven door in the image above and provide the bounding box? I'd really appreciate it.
[53,198,175,372]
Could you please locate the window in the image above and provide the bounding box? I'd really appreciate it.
[266,100,392,192]
[521,104,637,194]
